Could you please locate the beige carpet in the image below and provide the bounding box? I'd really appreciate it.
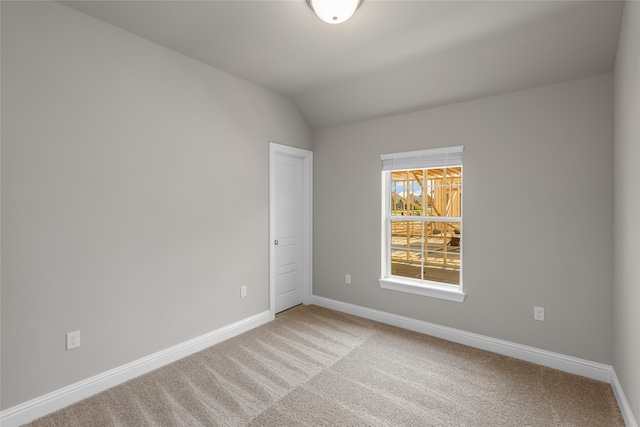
[26,305,624,426]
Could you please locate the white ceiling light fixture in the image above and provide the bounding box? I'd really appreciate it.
[306,0,364,25]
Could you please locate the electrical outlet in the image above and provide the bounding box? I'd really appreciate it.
[66,330,80,350]
[240,286,247,298]
[534,306,545,321]
[345,274,351,285]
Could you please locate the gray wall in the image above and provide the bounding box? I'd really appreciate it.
[2,0,634,418]
[614,1,640,421]
[0,1,311,409]
[313,74,614,364]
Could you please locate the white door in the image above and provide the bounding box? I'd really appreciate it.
[269,143,312,314]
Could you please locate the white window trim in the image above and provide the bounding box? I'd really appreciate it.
[379,146,466,303]
[378,277,465,302]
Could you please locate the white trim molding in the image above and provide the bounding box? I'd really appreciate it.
[309,295,637,426]
[0,311,271,427]
[3,299,635,427]
[379,277,465,303]
[310,295,611,380]
[611,369,639,427]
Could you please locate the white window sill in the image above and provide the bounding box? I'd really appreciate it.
[379,277,466,303]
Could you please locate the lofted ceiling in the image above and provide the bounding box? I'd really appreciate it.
[60,0,624,130]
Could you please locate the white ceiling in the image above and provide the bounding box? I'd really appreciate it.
[61,0,624,130]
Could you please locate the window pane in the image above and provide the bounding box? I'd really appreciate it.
[423,221,461,285]
[424,167,461,218]
[390,170,423,216]
[391,167,461,217]
[390,220,423,279]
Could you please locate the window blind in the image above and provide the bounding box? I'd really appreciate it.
[380,145,463,171]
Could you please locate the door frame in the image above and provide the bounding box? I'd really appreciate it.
[269,142,313,319]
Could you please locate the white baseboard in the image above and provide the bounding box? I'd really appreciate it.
[0,310,272,427]
[311,295,639,426]
[611,369,639,427]
[309,295,611,380]
[3,300,636,427]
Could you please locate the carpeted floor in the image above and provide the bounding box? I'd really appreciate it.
[25,305,624,426]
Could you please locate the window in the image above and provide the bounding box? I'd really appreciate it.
[379,146,465,302]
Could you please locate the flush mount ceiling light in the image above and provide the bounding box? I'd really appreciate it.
[306,0,364,25]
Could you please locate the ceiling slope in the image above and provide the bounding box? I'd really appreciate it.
[61,0,624,129]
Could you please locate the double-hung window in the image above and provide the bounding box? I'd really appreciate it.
[379,146,465,302]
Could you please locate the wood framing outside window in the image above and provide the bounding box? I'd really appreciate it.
[379,146,465,303]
